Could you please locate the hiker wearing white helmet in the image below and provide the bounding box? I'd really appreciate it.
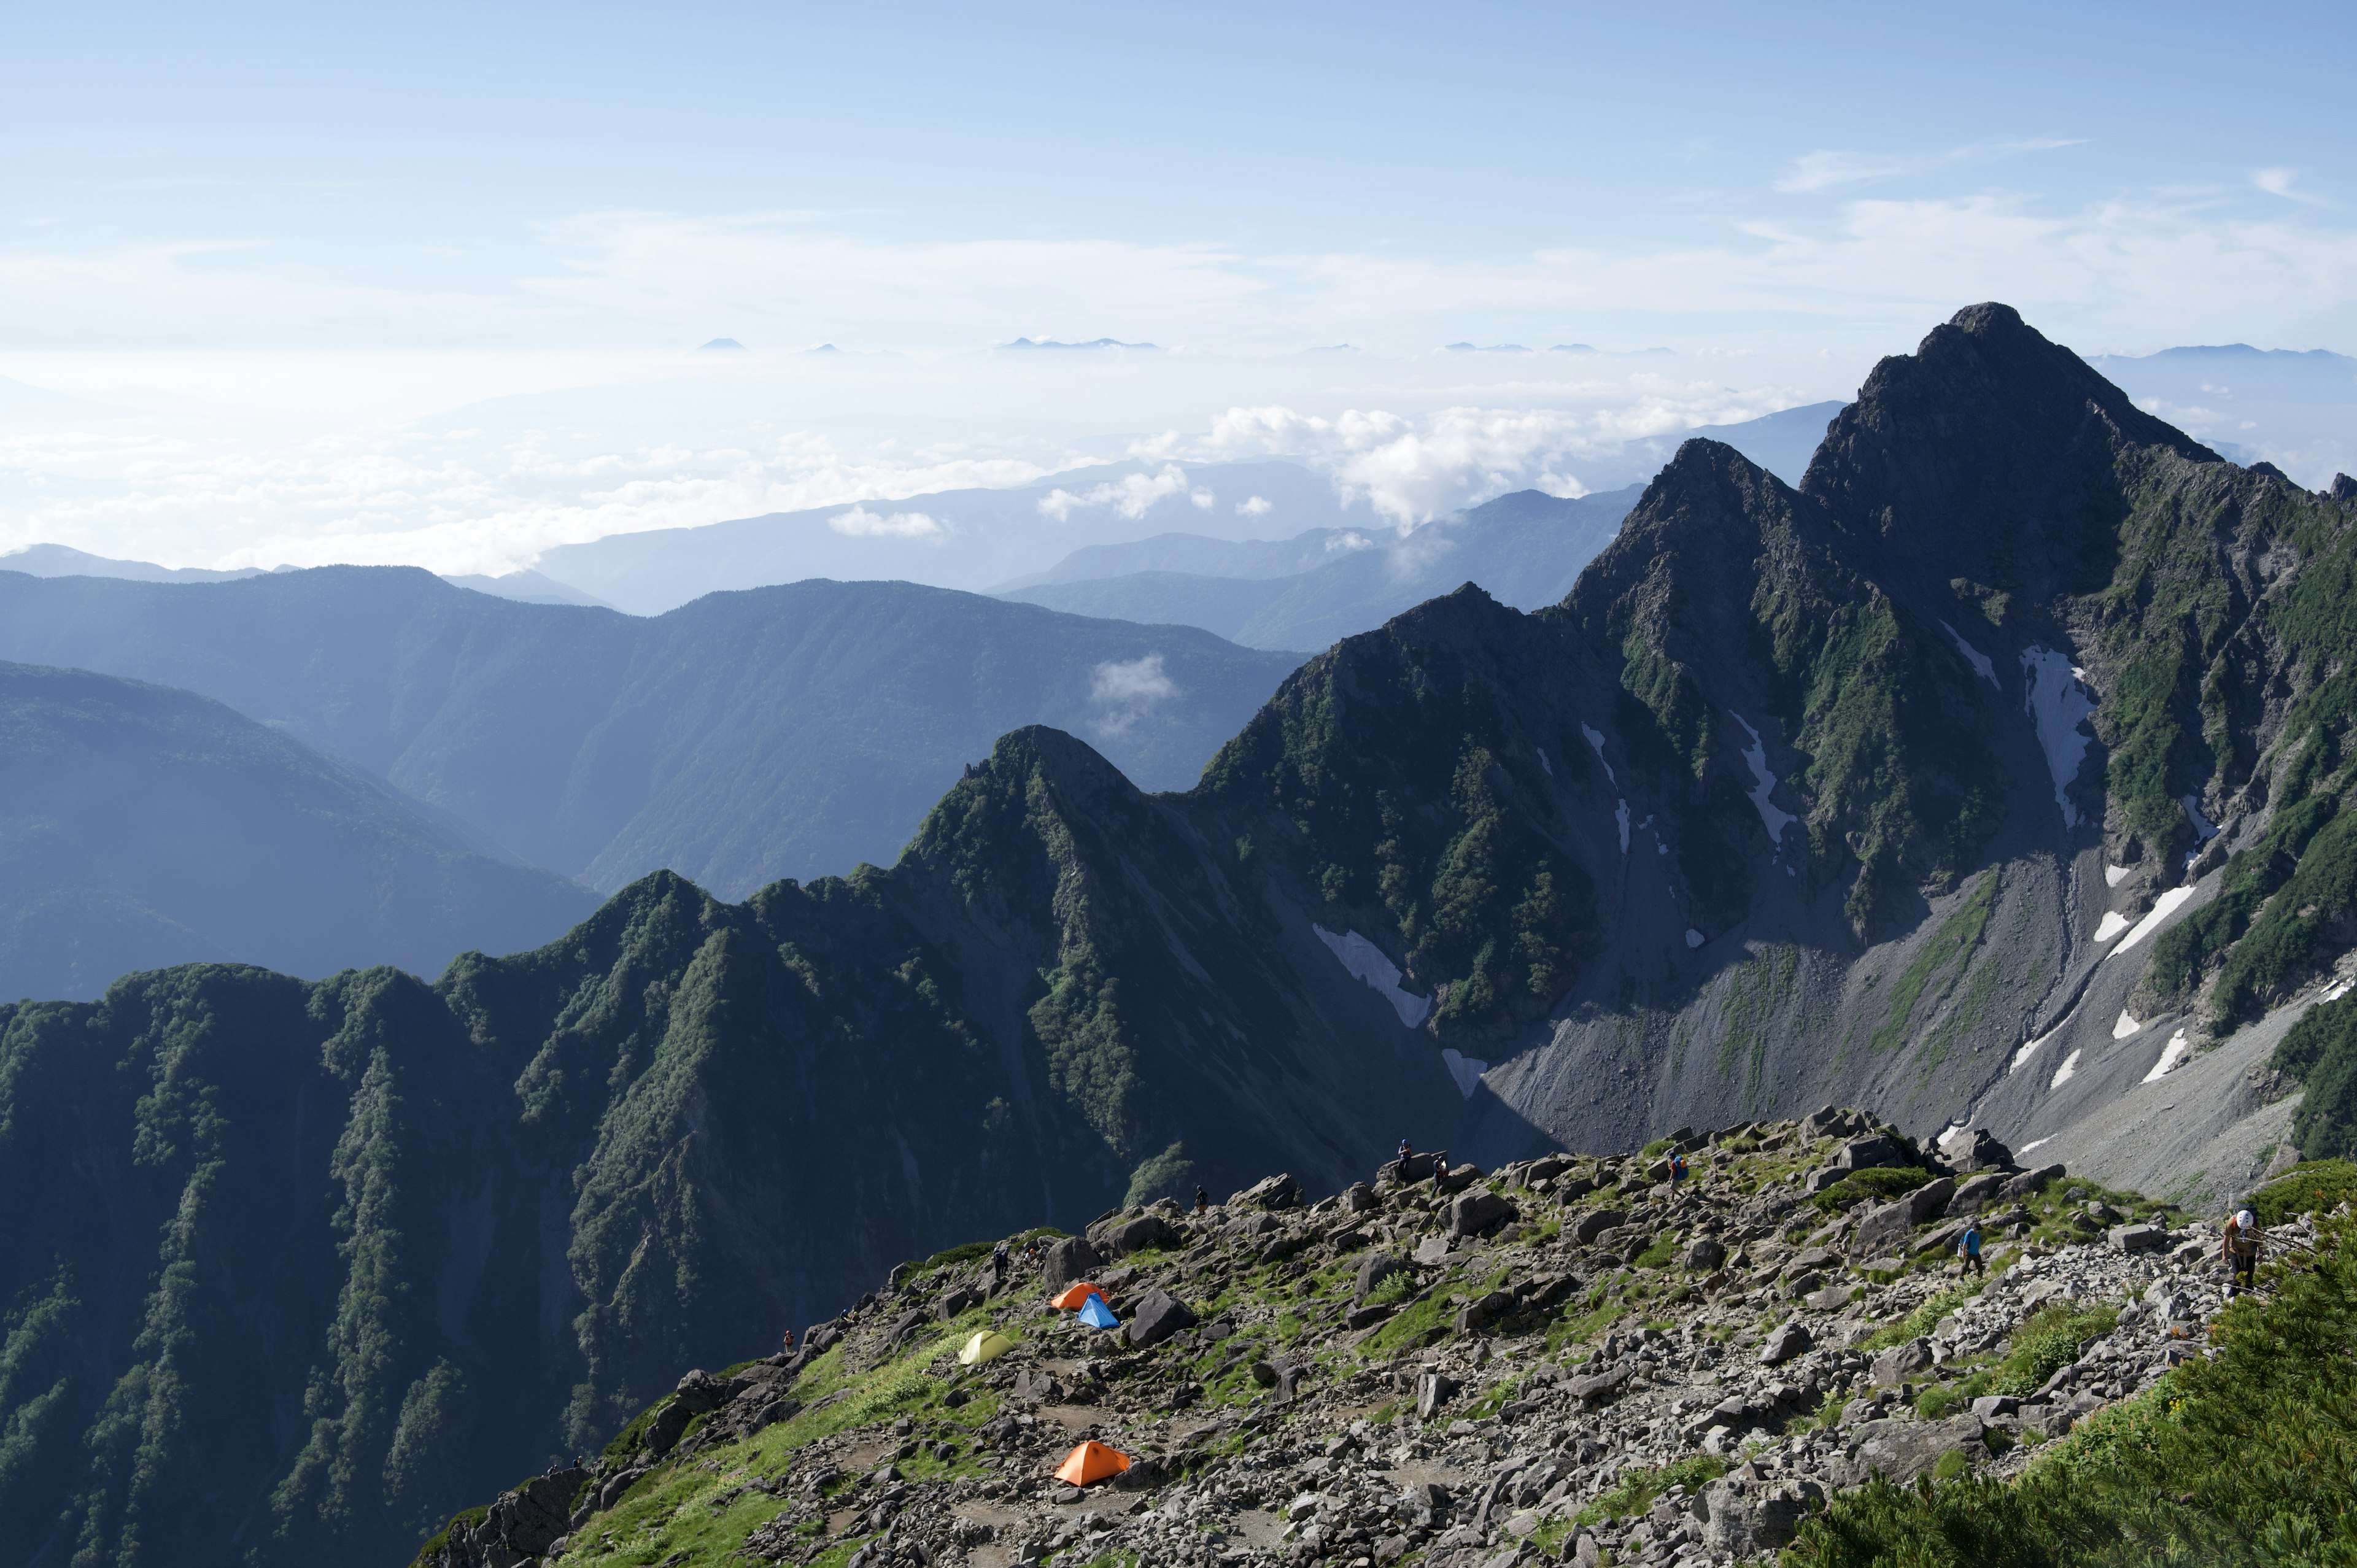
[2223,1206,2262,1294]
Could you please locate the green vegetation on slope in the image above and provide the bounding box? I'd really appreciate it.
[2272,992,2357,1161]
[1784,1215,2357,1568]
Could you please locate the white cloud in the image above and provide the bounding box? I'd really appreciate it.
[827,504,945,538]
[1035,465,1198,522]
[1774,137,2083,195]
[1236,495,1271,516]
[2254,168,2329,207]
[1088,652,1178,736]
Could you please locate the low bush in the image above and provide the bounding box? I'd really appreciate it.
[2250,1159,2357,1226]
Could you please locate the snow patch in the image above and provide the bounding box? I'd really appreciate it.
[1685,928,1706,949]
[2019,1135,2053,1154]
[1439,1048,1488,1100]
[2112,1009,2143,1040]
[2093,910,2132,943]
[2141,1029,2193,1084]
[2105,863,2132,887]
[2323,978,2355,1005]
[1538,746,1553,776]
[2049,1049,2082,1089]
[2108,884,2197,957]
[1730,713,1795,842]
[1941,620,1998,686]
[2011,1021,2067,1073]
[1581,723,1614,786]
[2021,646,2098,828]
[2180,795,2218,840]
[1615,799,1630,854]
[1312,924,1431,1027]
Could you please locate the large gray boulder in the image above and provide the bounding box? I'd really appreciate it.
[1838,1135,1905,1170]
[1758,1321,1811,1365]
[1835,1416,1990,1485]
[1700,1475,1821,1554]
[1354,1252,1407,1303]
[1447,1189,1515,1239]
[1100,1213,1174,1256]
[1124,1287,1198,1350]
[1870,1337,1935,1386]
[1573,1207,1627,1245]
[1999,1163,2066,1202]
[1041,1235,1103,1293]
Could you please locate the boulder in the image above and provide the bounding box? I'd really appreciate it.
[1836,1416,1990,1485]
[1041,1235,1103,1293]
[1573,1208,1628,1245]
[1566,1364,1634,1404]
[1970,1394,2019,1419]
[2110,1222,2168,1254]
[1937,1126,2014,1172]
[1803,1167,1848,1194]
[455,1467,592,1562]
[1683,1236,1728,1272]
[1803,1285,1856,1312]
[1124,1288,1198,1350]
[1231,1173,1304,1210]
[1354,1252,1407,1303]
[1447,1190,1516,1239]
[1758,1321,1811,1365]
[1870,1337,1934,1386]
[1907,1176,1957,1224]
[1999,1163,2066,1202]
[1951,1172,2008,1211]
[1412,1235,1453,1266]
[1436,1164,1482,1194]
[1838,1135,1904,1170]
[1416,1372,1460,1421]
[1343,1182,1379,1213]
[1101,1213,1174,1256]
[1453,1290,1514,1335]
[934,1285,981,1320]
[1849,1199,1915,1261]
[1700,1475,1821,1555]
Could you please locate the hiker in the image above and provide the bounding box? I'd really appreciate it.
[2224,1207,2262,1293]
[1956,1218,1985,1277]
[1397,1137,1413,1174]
[780,1326,796,1354]
[1193,1185,1210,1215]
[1431,1153,1449,1188]
[1670,1152,1689,1188]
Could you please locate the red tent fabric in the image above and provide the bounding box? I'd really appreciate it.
[1054,1440,1131,1487]
[1051,1282,1106,1310]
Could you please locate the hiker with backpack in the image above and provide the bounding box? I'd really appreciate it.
[1956,1218,1984,1277]
[2224,1207,2262,1294]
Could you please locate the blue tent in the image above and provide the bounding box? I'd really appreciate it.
[1077,1294,1119,1330]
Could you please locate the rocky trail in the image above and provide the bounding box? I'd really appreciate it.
[420,1108,2331,1568]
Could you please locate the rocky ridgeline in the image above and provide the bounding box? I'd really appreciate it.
[422,1108,2267,1568]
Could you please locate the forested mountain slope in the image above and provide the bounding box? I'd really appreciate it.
[0,662,597,999]
[9,305,2357,1566]
[0,574,1304,896]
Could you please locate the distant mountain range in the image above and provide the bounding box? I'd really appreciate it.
[0,544,614,608]
[993,485,1643,648]
[7,309,2357,1567]
[527,402,1844,617]
[983,401,1844,647]
[0,662,597,1000]
[0,570,1303,900]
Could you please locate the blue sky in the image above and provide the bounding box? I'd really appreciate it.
[8,0,2354,353]
[1,2,2351,574]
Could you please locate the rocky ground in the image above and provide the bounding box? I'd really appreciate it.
[421,1107,2299,1568]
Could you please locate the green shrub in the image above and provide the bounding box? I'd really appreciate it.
[2250,1159,2357,1226]
[1992,1303,2118,1398]
[1813,1165,1933,1210]
[1577,1454,1729,1524]
[1784,1216,2357,1567]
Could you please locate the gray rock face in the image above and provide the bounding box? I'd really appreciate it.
[1413,1235,1453,1265]
[1870,1337,1935,1386]
[1124,1288,1197,1349]
[1355,1251,1407,1302]
[1951,1171,2008,1210]
[1758,1321,1812,1365]
[1836,1415,1989,1485]
[1700,1474,1821,1554]
[1231,1173,1304,1210]
[1448,1191,1516,1239]
[1416,1372,1460,1420]
[1838,1136,1904,1170]
[1573,1208,1627,1245]
[2000,1163,2067,1202]
[1850,1199,1915,1261]
[1101,1213,1174,1256]
[1042,1235,1103,1292]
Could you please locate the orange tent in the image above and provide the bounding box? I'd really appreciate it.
[1054,1440,1131,1488]
[1051,1282,1106,1311]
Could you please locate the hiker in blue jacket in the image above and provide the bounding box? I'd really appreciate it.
[1957,1219,1985,1278]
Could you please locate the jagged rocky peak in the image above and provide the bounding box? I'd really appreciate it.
[1804,302,2222,592]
